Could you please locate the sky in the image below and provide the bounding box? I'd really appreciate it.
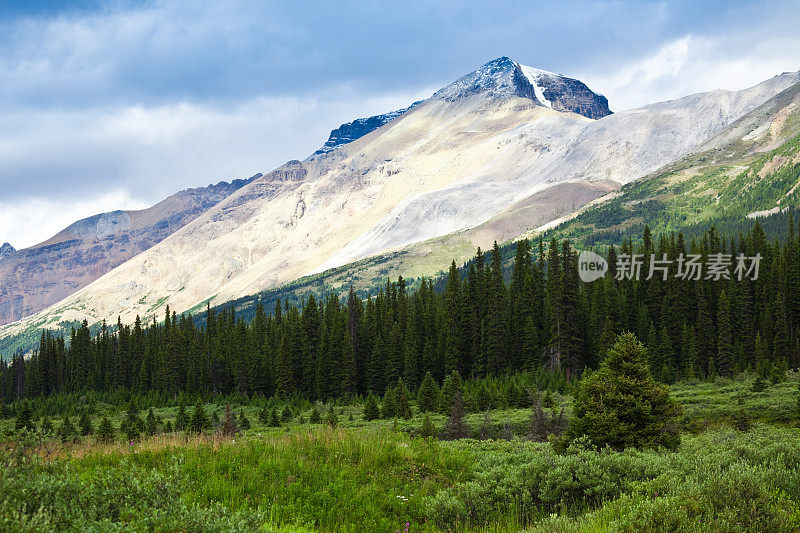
[1,0,799,248]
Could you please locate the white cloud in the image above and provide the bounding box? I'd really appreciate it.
[0,86,434,249]
[580,34,800,111]
[0,191,150,249]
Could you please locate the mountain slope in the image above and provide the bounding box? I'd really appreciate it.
[0,176,256,326]
[2,59,799,347]
[545,79,800,246]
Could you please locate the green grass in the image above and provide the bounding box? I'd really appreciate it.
[2,376,800,531]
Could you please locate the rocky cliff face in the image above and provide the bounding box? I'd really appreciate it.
[311,102,422,157]
[434,57,611,119]
[0,243,15,260]
[518,64,612,119]
[0,176,257,325]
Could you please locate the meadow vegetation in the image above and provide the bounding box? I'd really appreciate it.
[3,361,800,532]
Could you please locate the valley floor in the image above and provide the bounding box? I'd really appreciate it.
[2,374,800,532]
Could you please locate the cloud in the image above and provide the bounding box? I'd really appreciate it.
[2,0,800,249]
[0,86,434,248]
[0,190,150,249]
[578,26,800,111]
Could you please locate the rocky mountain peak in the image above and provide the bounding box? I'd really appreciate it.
[311,101,422,158]
[433,56,612,120]
[0,242,15,259]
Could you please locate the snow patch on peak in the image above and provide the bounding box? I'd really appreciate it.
[518,64,554,109]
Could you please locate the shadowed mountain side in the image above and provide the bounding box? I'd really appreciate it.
[0,176,257,325]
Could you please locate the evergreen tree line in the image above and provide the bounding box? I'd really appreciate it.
[3,217,800,403]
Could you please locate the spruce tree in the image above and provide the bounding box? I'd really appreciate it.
[221,404,237,437]
[145,408,158,436]
[122,400,145,441]
[14,401,34,432]
[439,370,463,414]
[382,387,399,419]
[268,408,281,427]
[176,403,188,431]
[79,410,93,436]
[40,416,54,434]
[568,333,681,450]
[396,380,413,419]
[417,372,439,413]
[419,414,437,438]
[716,290,733,377]
[441,392,470,440]
[57,414,77,443]
[363,393,380,421]
[188,401,209,433]
[238,409,251,430]
[97,416,115,443]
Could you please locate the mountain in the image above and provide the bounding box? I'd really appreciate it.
[0,176,257,326]
[311,101,422,157]
[544,77,800,246]
[0,243,15,260]
[2,58,799,349]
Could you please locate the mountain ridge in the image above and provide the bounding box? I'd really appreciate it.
[2,58,799,353]
[0,175,260,326]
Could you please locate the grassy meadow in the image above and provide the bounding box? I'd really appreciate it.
[2,373,800,532]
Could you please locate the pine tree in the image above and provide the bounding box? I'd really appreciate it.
[363,393,380,421]
[568,333,681,450]
[417,372,439,413]
[188,400,209,433]
[97,416,115,443]
[79,410,93,436]
[281,405,293,423]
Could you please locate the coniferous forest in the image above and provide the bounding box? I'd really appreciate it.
[4,219,799,404]
[4,219,800,531]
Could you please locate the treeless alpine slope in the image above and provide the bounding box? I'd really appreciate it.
[0,177,255,326]
[2,57,799,342]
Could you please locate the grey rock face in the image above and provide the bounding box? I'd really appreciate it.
[312,102,422,157]
[0,243,15,260]
[434,56,611,120]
